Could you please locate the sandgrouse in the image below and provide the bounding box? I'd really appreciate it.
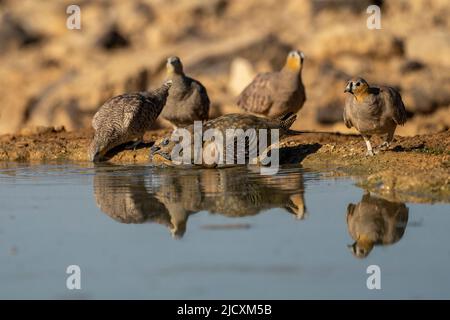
[88,81,172,162]
[160,56,210,129]
[150,112,299,167]
[344,77,407,156]
[237,50,306,118]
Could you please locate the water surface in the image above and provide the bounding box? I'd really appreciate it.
[0,163,449,299]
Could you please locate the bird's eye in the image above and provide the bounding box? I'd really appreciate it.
[162,139,169,146]
[355,82,361,87]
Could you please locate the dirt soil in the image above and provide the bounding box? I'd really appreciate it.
[1,128,449,204]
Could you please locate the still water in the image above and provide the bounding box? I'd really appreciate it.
[0,163,449,299]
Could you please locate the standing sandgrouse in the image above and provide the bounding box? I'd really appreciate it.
[160,56,210,129]
[343,77,407,156]
[88,81,172,162]
[237,50,306,118]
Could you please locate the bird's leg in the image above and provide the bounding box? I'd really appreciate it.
[363,136,375,156]
[379,131,394,151]
[378,141,390,150]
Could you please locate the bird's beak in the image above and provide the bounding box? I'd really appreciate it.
[166,60,176,73]
[344,82,353,93]
[347,243,357,254]
[150,145,160,154]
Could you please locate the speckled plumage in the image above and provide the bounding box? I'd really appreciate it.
[88,81,172,161]
[93,166,306,238]
[343,77,407,156]
[154,167,307,237]
[347,192,409,258]
[160,56,210,128]
[93,167,168,224]
[199,169,306,219]
[150,112,299,167]
[237,50,306,118]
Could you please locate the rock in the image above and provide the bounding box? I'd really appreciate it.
[311,25,404,59]
[400,106,450,135]
[401,68,450,114]
[400,60,426,74]
[114,1,156,34]
[0,56,65,134]
[185,32,292,76]
[145,0,229,46]
[228,58,256,96]
[403,87,437,114]
[310,0,383,14]
[19,126,56,136]
[97,24,130,50]
[406,30,450,68]
[316,102,344,125]
[25,64,152,131]
[54,125,65,132]
[0,13,42,53]
[318,61,350,81]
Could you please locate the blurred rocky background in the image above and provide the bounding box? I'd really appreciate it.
[0,0,449,135]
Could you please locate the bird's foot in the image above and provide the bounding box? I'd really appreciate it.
[378,141,391,151]
[365,149,377,156]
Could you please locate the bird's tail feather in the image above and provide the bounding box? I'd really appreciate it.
[276,113,332,135]
[277,112,297,130]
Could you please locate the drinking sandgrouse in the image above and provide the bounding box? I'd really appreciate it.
[88,81,172,162]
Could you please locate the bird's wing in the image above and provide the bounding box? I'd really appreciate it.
[381,87,407,125]
[343,96,354,128]
[92,94,146,133]
[222,130,260,164]
[237,72,277,114]
[190,79,210,119]
[91,95,123,130]
[120,94,147,129]
[92,111,101,130]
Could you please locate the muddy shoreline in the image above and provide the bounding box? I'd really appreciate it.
[0,128,449,203]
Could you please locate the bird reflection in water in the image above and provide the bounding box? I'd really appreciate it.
[346,191,409,258]
[93,166,307,239]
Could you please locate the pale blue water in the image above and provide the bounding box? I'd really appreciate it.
[0,163,449,299]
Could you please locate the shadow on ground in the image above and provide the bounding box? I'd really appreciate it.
[276,143,322,165]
